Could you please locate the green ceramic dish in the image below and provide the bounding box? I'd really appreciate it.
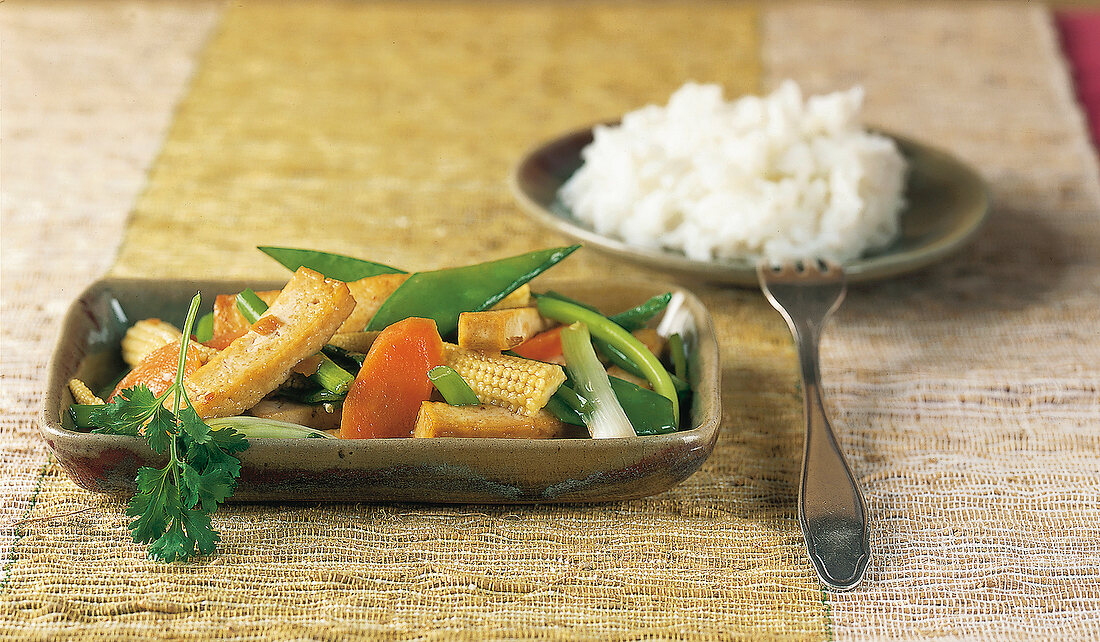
[40,277,720,503]
[510,124,989,285]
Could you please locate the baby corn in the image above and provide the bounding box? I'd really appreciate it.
[121,319,183,367]
[442,343,565,416]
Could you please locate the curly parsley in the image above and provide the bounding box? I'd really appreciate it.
[89,293,248,562]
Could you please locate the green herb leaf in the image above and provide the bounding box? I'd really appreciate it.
[142,402,179,456]
[182,462,237,514]
[92,293,248,563]
[181,509,219,556]
[148,521,194,563]
[126,464,176,544]
[89,386,161,437]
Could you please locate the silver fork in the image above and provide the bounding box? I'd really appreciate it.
[757,259,870,591]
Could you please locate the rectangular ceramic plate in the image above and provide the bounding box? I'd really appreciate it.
[41,277,721,503]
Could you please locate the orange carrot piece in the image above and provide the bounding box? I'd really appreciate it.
[206,290,280,350]
[339,317,444,439]
[109,340,205,401]
[511,326,564,363]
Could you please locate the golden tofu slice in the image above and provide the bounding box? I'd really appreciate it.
[338,273,409,333]
[327,331,381,354]
[457,307,550,352]
[186,267,354,418]
[248,398,341,432]
[490,284,531,310]
[413,402,564,439]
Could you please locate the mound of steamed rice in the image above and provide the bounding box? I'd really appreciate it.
[559,81,907,264]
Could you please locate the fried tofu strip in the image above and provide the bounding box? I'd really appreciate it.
[413,402,564,439]
[327,331,380,354]
[338,273,409,333]
[186,267,354,419]
[457,307,551,352]
[490,284,531,310]
[248,398,341,432]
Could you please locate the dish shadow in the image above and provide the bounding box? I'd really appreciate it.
[848,204,1069,313]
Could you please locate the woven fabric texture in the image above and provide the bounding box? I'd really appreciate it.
[2,1,1099,640]
[764,5,1100,638]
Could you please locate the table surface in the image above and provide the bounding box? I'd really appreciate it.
[3,1,1099,639]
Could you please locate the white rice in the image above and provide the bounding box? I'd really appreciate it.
[559,81,907,264]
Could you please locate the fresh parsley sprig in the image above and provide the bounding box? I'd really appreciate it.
[89,293,248,562]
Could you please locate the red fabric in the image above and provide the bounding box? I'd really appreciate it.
[1057,12,1100,151]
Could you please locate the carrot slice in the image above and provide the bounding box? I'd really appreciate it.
[511,326,564,362]
[205,290,281,350]
[108,340,205,401]
[339,317,444,439]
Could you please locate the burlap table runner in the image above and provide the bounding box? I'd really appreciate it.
[3,1,1099,639]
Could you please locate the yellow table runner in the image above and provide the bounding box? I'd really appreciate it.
[8,2,833,638]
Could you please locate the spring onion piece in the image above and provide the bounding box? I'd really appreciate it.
[428,365,480,406]
[538,291,672,332]
[194,312,214,342]
[538,297,679,426]
[235,289,269,325]
[559,322,635,439]
[668,333,688,381]
[206,416,336,439]
[321,344,366,369]
[69,404,99,430]
[300,389,345,404]
[236,289,354,395]
[592,336,690,393]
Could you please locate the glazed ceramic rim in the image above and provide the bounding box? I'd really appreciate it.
[40,276,722,502]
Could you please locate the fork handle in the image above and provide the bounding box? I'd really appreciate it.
[794,322,871,590]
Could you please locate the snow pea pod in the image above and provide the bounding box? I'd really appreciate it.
[367,245,580,337]
[258,246,406,282]
[610,292,672,331]
[608,377,676,435]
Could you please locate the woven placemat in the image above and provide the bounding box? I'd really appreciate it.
[6,2,837,639]
[4,1,1100,640]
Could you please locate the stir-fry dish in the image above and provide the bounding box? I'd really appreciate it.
[67,245,694,562]
[69,245,693,443]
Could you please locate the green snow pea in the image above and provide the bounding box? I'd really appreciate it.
[258,246,406,281]
[609,292,672,331]
[367,245,580,337]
